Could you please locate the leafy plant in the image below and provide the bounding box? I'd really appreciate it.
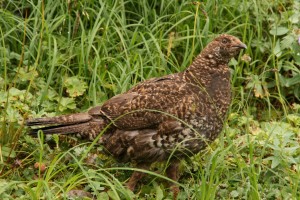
[0,0,299,199]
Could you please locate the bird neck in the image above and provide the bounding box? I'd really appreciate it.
[184,54,231,87]
[183,54,232,117]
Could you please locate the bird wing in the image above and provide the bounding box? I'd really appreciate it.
[89,74,199,130]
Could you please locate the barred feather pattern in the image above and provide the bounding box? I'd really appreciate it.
[27,34,246,164]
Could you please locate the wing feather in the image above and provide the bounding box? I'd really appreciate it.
[97,75,200,130]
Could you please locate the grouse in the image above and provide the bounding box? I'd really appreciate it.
[26,34,246,198]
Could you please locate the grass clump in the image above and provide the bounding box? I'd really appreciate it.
[0,0,299,199]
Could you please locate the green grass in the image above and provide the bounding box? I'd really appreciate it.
[0,0,300,199]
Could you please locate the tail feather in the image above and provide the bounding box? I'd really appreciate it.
[26,113,92,126]
[26,113,109,140]
[28,122,90,135]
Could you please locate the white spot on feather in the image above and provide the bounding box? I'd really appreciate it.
[126,130,139,137]
[127,146,134,155]
[182,128,192,135]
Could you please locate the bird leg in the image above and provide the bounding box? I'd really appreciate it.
[166,160,180,200]
[126,163,149,191]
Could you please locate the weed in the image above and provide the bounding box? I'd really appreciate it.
[0,0,299,199]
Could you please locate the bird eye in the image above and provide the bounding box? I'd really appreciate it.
[222,38,229,44]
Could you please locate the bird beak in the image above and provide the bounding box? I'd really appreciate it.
[234,42,247,49]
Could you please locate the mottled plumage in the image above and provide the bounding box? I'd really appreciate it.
[26,34,246,198]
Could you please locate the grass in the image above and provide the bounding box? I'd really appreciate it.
[0,0,300,199]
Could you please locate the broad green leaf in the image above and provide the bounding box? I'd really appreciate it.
[58,97,76,112]
[16,67,38,82]
[279,74,300,87]
[246,75,267,98]
[107,190,118,200]
[9,52,21,60]
[156,185,164,200]
[0,180,10,194]
[292,42,300,63]
[270,27,289,36]
[280,35,294,50]
[270,156,280,169]
[0,146,16,158]
[5,105,21,122]
[230,190,239,198]
[273,40,282,57]
[289,13,300,24]
[8,87,24,97]
[64,76,88,97]
[98,192,109,200]
[284,74,300,87]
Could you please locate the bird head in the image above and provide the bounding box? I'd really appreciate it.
[202,34,247,63]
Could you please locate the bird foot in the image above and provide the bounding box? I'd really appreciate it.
[171,185,180,200]
[125,170,146,191]
[125,181,136,191]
